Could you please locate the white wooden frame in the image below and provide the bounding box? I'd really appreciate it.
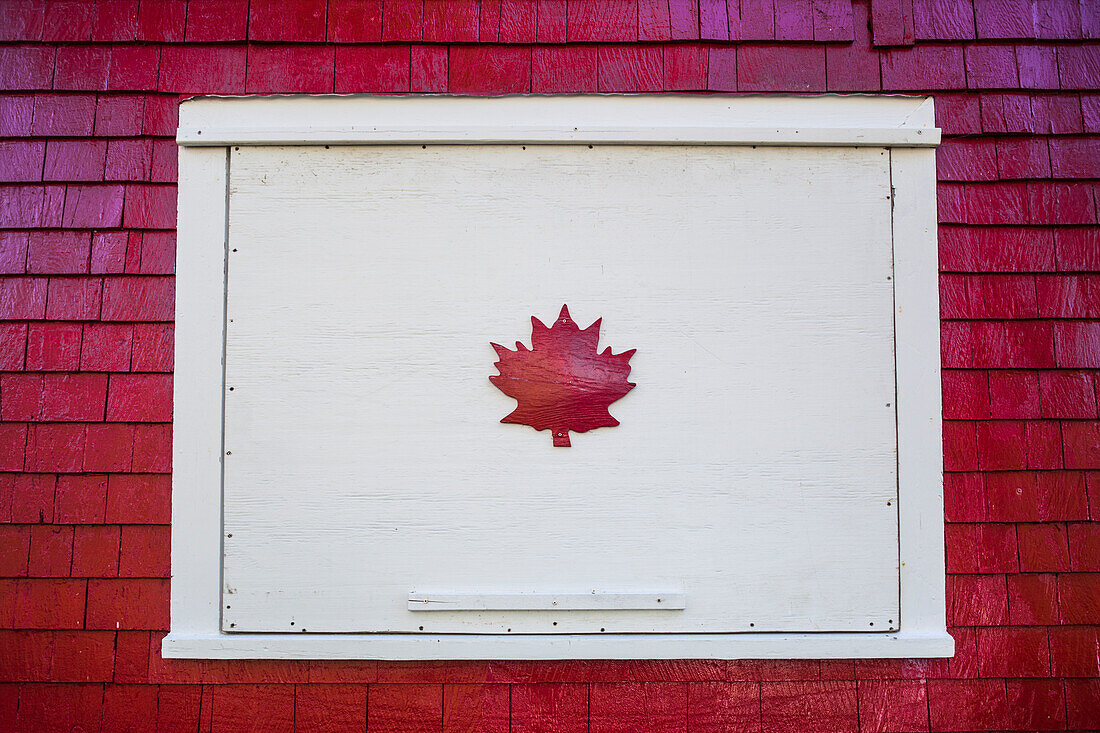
[167,95,950,660]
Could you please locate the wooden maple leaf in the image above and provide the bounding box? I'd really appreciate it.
[490,305,636,447]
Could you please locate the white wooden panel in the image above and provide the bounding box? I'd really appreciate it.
[891,148,949,638]
[177,94,939,147]
[221,144,899,634]
[170,147,227,635]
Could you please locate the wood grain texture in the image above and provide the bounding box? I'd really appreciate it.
[220,142,900,635]
[638,0,672,40]
[499,0,537,42]
[871,0,916,46]
[408,592,683,611]
[892,147,949,649]
[442,684,509,733]
[176,94,941,147]
[512,683,588,732]
[170,146,226,638]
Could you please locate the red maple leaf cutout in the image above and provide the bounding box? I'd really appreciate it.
[490,305,636,447]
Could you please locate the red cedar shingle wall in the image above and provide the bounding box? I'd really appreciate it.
[0,0,1098,730]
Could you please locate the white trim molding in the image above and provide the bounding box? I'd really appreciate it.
[168,94,950,660]
[176,94,940,147]
[164,631,955,660]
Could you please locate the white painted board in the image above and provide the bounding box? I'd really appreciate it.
[177,93,940,146]
[221,143,900,635]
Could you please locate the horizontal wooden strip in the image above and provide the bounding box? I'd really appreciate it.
[178,125,939,147]
[407,592,687,612]
[161,631,956,660]
[176,95,940,147]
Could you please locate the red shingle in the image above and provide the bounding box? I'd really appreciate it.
[102,684,160,730]
[857,679,928,733]
[511,682,588,733]
[15,682,104,730]
[1066,679,1100,730]
[928,679,1009,732]
[1007,572,1059,624]
[71,525,121,577]
[669,0,700,40]
[449,46,531,94]
[537,0,568,42]
[131,423,171,472]
[739,45,825,92]
[1006,679,1066,730]
[368,684,442,732]
[567,0,638,41]
[130,324,172,371]
[137,0,185,41]
[209,683,296,731]
[327,0,383,42]
[1018,522,1070,571]
[707,47,737,91]
[28,524,73,578]
[12,578,87,628]
[0,45,54,89]
[159,45,246,93]
[882,44,964,89]
[106,474,171,524]
[83,423,134,472]
[965,44,1018,88]
[55,475,107,524]
[1055,323,1100,368]
[740,0,776,40]
[687,682,760,733]
[92,0,139,41]
[1058,45,1100,89]
[0,1,45,41]
[1016,44,1059,88]
[248,0,326,41]
[1050,137,1100,178]
[86,578,169,630]
[1050,625,1100,676]
[100,276,174,321]
[297,684,369,731]
[334,45,410,94]
[26,323,83,371]
[108,45,159,90]
[118,525,170,578]
[443,683,509,733]
[533,46,597,93]
[424,0,480,42]
[186,0,249,41]
[382,0,424,41]
[760,681,857,733]
[638,0,672,41]
[106,373,172,422]
[246,45,334,94]
[411,45,448,93]
[597,45,663,92]
[914,0,975,40]
[0,526,31,577]
[53,45,108,89]
[1059,573,1100,623]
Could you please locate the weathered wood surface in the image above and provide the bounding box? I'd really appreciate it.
[220,142,900,635]
[408,591,685,611]
[176,94,941,147]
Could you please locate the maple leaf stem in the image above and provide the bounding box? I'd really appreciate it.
[552,430,571,448]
